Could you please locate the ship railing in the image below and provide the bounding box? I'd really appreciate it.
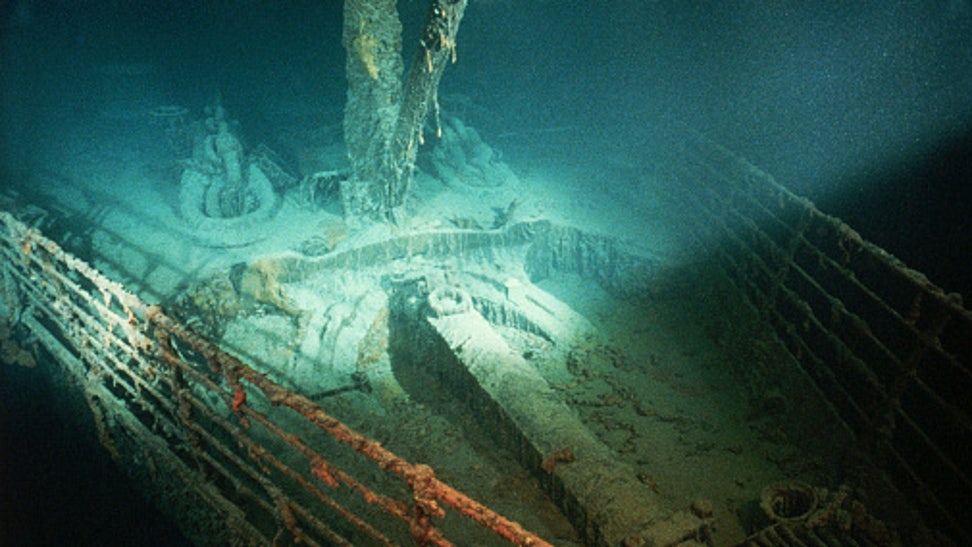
[0,209,551,546]
[667,131,972,544]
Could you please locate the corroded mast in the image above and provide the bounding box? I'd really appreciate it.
[342,0,468,222]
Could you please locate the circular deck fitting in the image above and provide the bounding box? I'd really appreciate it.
[760,481,818,523]
[428,286,472,317]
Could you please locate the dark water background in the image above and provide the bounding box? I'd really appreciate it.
[2,0,969,295]
[0,1,970,544]
[0,357,190,546]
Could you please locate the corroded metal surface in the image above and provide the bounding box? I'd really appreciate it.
[0,210,552,546]
[672,132,972,544]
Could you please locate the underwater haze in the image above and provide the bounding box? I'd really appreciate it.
[2,0,970,292]
[2,1,971,545]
